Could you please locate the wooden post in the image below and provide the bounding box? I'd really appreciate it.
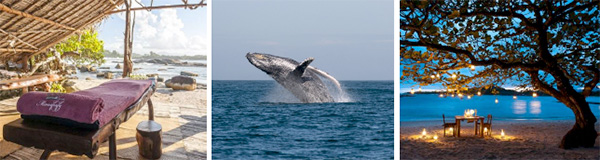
[148,99,154,121]
[109,131,117,159]
[122,0,133,78]
[39,150,52,160]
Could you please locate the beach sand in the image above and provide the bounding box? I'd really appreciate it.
[0,79,207,160]
[400,120,600,159]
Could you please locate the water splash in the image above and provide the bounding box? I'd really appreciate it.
[261,77,354,103]
[261,84,302,103]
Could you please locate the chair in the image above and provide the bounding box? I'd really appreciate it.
[442,114,457,137]
[481,114,492,136]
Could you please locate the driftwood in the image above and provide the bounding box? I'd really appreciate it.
[0,74,60,92]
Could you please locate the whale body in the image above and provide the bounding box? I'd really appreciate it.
[246,53,340,103]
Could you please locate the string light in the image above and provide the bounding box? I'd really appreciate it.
[451,74,457,79]
[431,75,435,78]
[458,93,463,98]
[451,94,455,97]
[436,73,440,78]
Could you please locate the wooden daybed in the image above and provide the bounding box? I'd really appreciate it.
[2,80,156,159]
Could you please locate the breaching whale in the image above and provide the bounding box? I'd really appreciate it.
[246,53,341,103]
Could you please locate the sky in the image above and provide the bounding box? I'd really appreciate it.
[212,0,393,80]
[96,0,208,56]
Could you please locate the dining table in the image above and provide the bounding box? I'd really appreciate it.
[455,115,485,137]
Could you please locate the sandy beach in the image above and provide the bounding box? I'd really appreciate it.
[400,120,600,159]
[0,79,207,160]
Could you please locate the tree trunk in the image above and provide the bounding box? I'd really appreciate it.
[559,96,598,149]
[122,0,133,78]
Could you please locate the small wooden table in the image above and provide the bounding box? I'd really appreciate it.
[455,116,485,137]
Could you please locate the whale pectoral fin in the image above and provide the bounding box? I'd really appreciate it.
[292,57,314,76]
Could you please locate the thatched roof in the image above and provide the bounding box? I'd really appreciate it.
[0,0,125,60]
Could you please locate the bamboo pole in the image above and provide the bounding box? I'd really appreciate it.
[0,48,37,52]
[105,3,206,15]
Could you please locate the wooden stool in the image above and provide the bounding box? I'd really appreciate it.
[136,120,162,159]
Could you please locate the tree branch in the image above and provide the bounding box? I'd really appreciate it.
[547,0,600,26]
[401,40,541,70]
[581,65,600,97]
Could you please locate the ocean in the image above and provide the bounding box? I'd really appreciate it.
[212,80,394,159]
[73,57,207,84]
[400,94,600,122]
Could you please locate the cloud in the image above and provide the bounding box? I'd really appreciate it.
[106,8,207,56]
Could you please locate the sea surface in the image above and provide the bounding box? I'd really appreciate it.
[212,80,394,159]
[73,57,207,84]
[400,94,600,122]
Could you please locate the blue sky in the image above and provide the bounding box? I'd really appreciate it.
[96,0,207,56]
[212,0,393,80]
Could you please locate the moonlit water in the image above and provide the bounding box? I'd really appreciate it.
[400,94,600,122]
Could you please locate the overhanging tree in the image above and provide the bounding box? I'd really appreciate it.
[400,0,599,149]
